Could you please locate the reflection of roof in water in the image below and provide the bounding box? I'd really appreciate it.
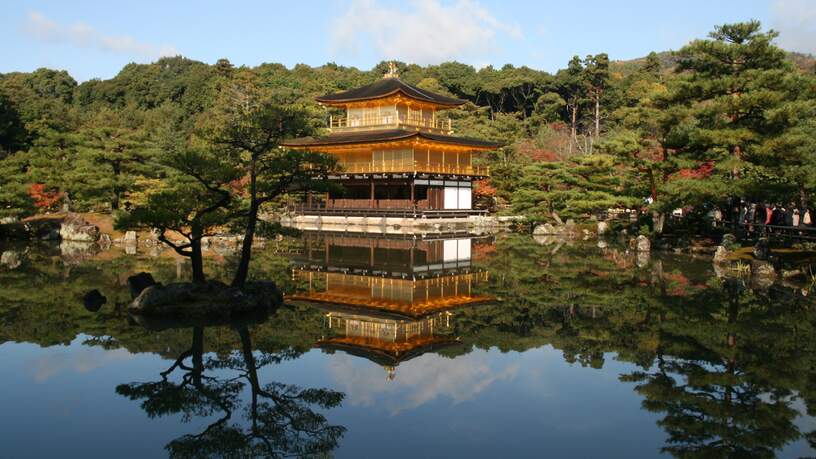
[315,307,462,379]
[290,264,479,280]
[287,270,493,319]
[316,336,459,368]
[288,291,493,319]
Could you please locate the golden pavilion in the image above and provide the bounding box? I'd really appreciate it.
[282,63,500,218]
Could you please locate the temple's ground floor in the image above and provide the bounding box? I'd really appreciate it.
[298,177,478,217]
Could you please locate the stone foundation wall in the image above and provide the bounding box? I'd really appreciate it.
[278,214,523,235]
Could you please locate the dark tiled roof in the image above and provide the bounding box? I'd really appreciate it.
[281,129,502,149]
[316,78,466,106]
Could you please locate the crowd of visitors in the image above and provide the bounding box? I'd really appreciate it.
[737,202,815,235]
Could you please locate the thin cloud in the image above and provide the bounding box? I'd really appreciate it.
[22,11,178,58]
[328,351,519,415]
[771,0,816,54]
[330,0,522,65]
[29,347,133,383]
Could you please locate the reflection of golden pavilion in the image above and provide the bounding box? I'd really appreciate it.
[287,233,493,380]
[292,271,490,318]
[317,310,457,380]
[287,233,493,318]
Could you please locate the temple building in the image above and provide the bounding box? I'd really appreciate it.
[282,64,501,218]
[287,232,494,380]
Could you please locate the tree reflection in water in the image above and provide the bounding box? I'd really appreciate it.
[464,235,816,457]
[9,234,816,456]
[621,279,803,457]
[116,317,345,458]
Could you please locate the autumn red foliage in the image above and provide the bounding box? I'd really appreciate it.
[674,161,714,180]
[471,240,496,260]
[516,139,560,162]
[473,179,496,197]
[229,176,251,197]
[28,183,63,210]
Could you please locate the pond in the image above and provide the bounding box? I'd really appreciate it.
[2,232,816,458]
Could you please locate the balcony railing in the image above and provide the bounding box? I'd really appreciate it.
[334,160,489,176]
[329,114,453,134]
[287,204,487,219]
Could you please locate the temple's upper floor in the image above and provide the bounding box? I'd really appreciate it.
[316,77,466,135]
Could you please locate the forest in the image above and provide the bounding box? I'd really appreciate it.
[1,20,815,234]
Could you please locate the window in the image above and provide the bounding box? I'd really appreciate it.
[415,185,428,201]
[372,149,414,169]
[375,186,410,200]
[330,184,370,199]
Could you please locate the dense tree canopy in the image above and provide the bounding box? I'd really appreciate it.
[0,21,814,235]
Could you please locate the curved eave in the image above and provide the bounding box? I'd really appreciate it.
[316,89,465,107]
[281,129,503,150]
[315,78,466,107]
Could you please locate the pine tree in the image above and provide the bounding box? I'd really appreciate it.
[753,72,816,206]
[583,53,610,141]
[601,57,690,233]
[116,133,239,283]
[556,56,586,154]
[511,154,639,221]
[69,107,156,210]
[203,72,339,288]
[0,150,34,218]
[668,21,792,211]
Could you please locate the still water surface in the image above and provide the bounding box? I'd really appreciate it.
[1,233,815,458]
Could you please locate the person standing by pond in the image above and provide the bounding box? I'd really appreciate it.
[746,203,757,235]
[767,203,778,233]
[755,202,767,235]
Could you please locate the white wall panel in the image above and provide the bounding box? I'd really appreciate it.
[444,187,459,209]
[457,188,472,209]
[443,240,458,261]
[457,239,472,259]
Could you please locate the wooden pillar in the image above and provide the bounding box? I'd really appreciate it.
[410,180,415,209]
[370,178,375,209]
[306,191,312,209]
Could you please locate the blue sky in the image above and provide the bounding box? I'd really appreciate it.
[1,0,814,82]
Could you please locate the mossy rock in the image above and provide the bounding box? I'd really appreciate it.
[129,280,283,317]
